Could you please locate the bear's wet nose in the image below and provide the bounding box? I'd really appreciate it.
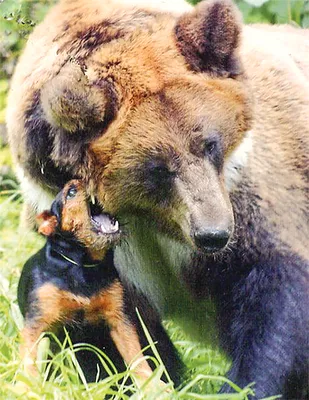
[194,229,230,253]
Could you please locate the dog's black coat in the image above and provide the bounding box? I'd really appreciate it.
[18,194,183,384]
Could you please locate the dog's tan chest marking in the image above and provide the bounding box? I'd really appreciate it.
[22,281,153,380]
[35,281,124,326]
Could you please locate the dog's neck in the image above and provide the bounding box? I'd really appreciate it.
[46,234,103,268]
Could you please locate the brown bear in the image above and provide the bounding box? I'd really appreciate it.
[6,0,309,398]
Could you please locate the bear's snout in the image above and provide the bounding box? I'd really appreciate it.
[193,228,231,253]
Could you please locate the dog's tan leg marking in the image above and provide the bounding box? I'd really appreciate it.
[86,280,153,382]
[21,282,155,384]
[20,283,86,375]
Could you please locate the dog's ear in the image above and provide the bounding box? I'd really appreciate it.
[37,211,59,236]
[40,62,118,134]
[175,0,243,77]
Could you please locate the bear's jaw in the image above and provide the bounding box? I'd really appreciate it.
[114,218,219,342]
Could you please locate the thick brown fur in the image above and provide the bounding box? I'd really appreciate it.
[7,0,309,398]
[7,0,308,255]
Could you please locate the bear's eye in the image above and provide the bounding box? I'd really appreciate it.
[141,158,176,203]
[151,165,172,180]
[204,140,217,155]
[66,185,77,199]
[203,137,223,171]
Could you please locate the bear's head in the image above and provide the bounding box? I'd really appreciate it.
[34,0,253,254]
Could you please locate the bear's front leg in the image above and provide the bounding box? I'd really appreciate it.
[218,254,308,399]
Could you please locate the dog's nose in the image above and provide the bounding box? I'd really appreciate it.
[194,229,230,253]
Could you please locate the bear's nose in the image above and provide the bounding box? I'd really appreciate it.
[194,229,230,253]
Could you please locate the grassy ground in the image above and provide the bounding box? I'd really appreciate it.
[0,146,271,400]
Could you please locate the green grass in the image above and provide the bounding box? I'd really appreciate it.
[0,148,269,400]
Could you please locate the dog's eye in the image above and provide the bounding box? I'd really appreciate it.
[66,186,77,199]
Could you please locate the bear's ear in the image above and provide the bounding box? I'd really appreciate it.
[175,0,243,77]
[40,62,118,134]
[36,211,59,236]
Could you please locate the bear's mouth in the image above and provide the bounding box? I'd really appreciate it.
[89,200,119,235]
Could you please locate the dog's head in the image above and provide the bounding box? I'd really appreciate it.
[37,179,121,256]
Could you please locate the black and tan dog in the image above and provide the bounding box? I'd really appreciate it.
[17,179,182,385]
